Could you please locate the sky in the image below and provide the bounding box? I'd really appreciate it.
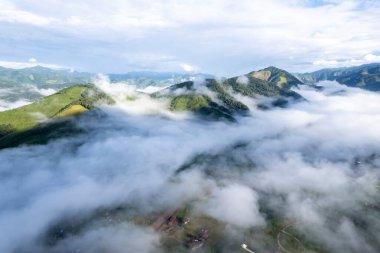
[0,0,380,75]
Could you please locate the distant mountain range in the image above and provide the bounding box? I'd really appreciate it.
[297,63,380,91]
[1,63,379,148]
[0,66,92,89]
[0,66,213,89]
[109,71,213,87]
[0,66,302,147]
[1,63,380,91]
[0,66,214,108]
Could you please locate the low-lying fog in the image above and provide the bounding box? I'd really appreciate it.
[0,78,379,253]
[0,85,57,111]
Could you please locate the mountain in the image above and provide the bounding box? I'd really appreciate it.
[250,66,303,89]
[3,63,380,94]
[298,63,380,91]
[0,65,304,126]
[0,67,215,109]
[0,84,114,147]
[0,66,94,111]
[1,65,379,253]
[0,66,303,148]
[0,66,214,89]
[156,68,303,120]
[0,66,93,89]
[0,66,213,91]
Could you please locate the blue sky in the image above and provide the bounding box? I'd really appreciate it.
[0,0,379,75]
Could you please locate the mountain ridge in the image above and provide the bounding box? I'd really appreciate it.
[2,63,380,91]
[155,68,303,120]
[0,66,303,147]
[298,63,380,91]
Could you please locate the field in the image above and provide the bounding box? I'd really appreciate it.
[55,104,88,117]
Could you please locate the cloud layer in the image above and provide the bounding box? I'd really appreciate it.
[0,79,379,252]
[0,85,57,111]
[0,0,380,74]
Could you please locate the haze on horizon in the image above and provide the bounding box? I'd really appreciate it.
[0,0,380,76]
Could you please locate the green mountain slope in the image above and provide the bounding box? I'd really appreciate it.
[299,63,380,91]
[170,94,236,121]
[0,67,301,148]
[0,84,113,137]
[157,67,302,120]
[250,66,303,89]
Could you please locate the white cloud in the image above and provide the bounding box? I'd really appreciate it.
[0,1,54,26]
[0,98,30,111]
[237,75,249,85]
[313,53,380,68]
[136,86,167,94]
[0,60,66,69]
[200,184,265,228]
[93,75,185,118]
[1,81,380,252]
[364,53,380,62]
[0,10,52,26]
[28,58,37,63]
[180,63,197,72]
[0,0,380,74]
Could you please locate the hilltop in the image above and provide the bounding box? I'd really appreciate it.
[157,67,303,120]
[0,84,114,148]
[250,66,303,89]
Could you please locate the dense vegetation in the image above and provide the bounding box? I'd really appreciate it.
[158,67,303,120]
[299,63,380,91]
[0,119,83,149]
[170,94,235,121]
[250,66,303,89]
[0,84,114,145]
